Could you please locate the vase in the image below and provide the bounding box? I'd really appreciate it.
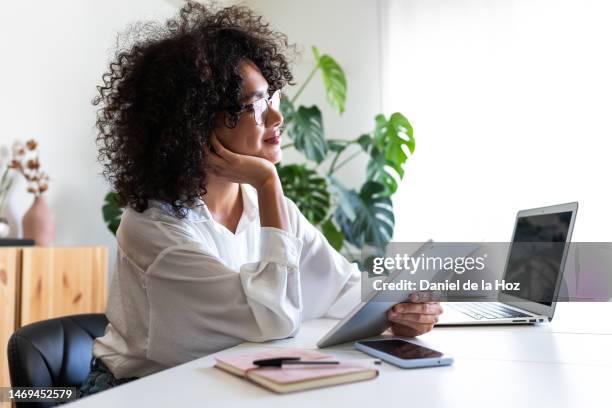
[0,216,9,238]
[22,195,55,246]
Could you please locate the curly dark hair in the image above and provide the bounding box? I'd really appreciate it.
[94,1,294,218]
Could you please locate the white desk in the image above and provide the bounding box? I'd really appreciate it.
[70,303,611,408]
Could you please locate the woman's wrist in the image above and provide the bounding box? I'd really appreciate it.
[256,174,290,231]
[252,165,279,191]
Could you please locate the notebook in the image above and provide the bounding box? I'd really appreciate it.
[214,348,379,394]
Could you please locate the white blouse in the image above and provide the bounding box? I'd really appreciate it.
[93,183,362,379]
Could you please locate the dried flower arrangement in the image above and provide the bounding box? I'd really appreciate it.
[9,139,50,197]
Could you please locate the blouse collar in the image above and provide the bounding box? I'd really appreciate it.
[147,183,258,223]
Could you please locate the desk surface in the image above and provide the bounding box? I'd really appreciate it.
[70,303,611,408]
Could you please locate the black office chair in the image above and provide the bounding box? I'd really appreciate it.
[7,313,108,407]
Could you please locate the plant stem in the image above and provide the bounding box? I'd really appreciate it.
[290,64,319,105]
[331,149,362,174]
[327,149,344,176]
[0,171,13,215]
[328,146,363,176]
[327,138,350,145]
[0,167,8,191]
[281,143,295,150]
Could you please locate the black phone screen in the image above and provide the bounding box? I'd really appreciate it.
[359,339,443,360]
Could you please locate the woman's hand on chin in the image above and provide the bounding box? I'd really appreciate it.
[205,133,277,190]
[386,292,443,337]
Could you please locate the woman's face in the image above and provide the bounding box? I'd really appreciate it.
[213,61,284,164]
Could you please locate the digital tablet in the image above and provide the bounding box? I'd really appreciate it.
[316,240,480,348]
[317,241,435,348]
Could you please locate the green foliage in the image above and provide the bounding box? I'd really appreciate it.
[321,218,344,251]
[285,104,328,163]
[333,181,394,248]
[366,113,415,194]
[277,164,330,224]
[312,46,347,114]
[102,192,121,235]
[279,47,415,258]
[101,47,416,261]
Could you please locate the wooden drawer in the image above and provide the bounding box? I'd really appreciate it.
[20,247,107,326]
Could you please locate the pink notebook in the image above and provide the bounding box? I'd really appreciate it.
[215,348,379,394]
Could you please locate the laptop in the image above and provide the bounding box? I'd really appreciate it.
[437,202,578,326]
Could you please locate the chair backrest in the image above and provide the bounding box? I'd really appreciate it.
[7,313,108,404]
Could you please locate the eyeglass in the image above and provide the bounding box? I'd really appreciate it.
[237,90,281,126]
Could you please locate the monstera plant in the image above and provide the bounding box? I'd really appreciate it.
[102,46,415,261]
[277,47,414,260]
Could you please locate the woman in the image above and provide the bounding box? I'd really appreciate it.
[81,1,443,396]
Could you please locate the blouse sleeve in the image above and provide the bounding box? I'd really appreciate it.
[285,199,363,321]
[144,227,303,367]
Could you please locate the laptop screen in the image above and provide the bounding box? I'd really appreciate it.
[502,211,573,305]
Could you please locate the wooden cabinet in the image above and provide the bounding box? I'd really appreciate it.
[0,248,19,391]
[0,246,107,389]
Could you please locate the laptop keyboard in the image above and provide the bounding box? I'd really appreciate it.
[448,302,533,320]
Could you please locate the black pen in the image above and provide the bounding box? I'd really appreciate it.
[253,357,381,368]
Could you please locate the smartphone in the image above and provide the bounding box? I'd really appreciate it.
[354,339,454,368]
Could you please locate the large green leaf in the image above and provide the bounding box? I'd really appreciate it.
[102,192,122,235]
[334,181,395,247]
[373,114,388,146]
[277,164,330,225]
[312,46,347,114]
[327,176,357,222]
[386,112,415,165]
[286,105,328,163]
[367,113,415,194]
[321,218,344,251]
[366,146,399,194]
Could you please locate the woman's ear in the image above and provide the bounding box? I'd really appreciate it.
[214,110,237,130]
[223,114,238,129]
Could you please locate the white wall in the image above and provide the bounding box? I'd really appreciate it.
[383,0,612,242]
[0,1,177,268]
